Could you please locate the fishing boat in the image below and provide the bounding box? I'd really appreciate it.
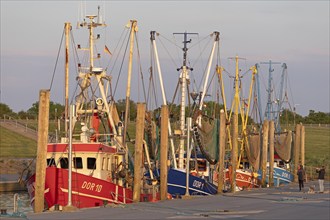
[256,61,294,186]
[26,9,158,211]
[149,31,219,196]
[257,133,294,186]
[213,58,260,191]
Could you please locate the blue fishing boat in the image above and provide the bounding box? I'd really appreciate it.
[149,31,220,196]
[167,168,217,196]
[258,161,293,186]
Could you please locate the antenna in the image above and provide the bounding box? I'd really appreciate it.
[173,32,198,70]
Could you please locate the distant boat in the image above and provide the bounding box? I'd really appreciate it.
[256,62,294,186]
[258,131,294,186]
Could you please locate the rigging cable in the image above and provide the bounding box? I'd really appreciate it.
[134,32,147,103]
[49,27,65,91]
[113,28,130,97]
[69,30,82,105]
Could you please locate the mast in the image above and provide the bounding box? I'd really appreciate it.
[260,60,281,121]
[64,23,71,138]
[75,11,121,142]
[150,31,177,168]
[173,31,198,169]
[198,31,219,110]
[255,64,264,125]
[123,20,138,147]
[275,63,287,132]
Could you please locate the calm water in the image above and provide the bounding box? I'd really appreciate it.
[0,191,33,215]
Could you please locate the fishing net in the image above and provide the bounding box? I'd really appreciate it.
[193,117,219,164]
[246,133,261,170]
[274,131,292,163]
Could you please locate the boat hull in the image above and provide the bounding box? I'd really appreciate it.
[26,167,158,210]
[226,169,259,190]
[258,166,293,186]
[213,169,259,191]
[167,168,217,196]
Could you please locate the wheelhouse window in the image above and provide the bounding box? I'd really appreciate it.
[197,160,207,171]
[107,158,111,171]
[73,157,83,169]
[102,157,106,170]
[87,157,96,170]
[47,158,56,167]
[60,157,69,169]
[189,160,196,171]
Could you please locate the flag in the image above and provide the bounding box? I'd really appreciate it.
[104,45,112,55]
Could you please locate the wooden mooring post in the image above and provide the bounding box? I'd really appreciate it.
[34,90,50,213]
[261,120,269,187]
[293,123,302,183]
[218,109,226,194]
[300,124,305,168]
[133,103,146,202]
[269,120,275,187]
[231,115,238,193]
[160,105,169,200]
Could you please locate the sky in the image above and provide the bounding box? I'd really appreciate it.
[1,0,329,117]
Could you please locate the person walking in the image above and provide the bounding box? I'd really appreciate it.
[297,165,305,192]
[316,166,325,193]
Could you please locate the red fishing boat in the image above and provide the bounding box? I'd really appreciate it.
[26,8,159,211]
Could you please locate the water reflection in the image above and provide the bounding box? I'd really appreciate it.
[0,191,33,214]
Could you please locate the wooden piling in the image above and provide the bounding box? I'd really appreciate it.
[300,124,305,168]
[218,109,226,194]
[269,120,275,187]
[231,115,238,193]
[261,120,269,187]
[133,103,145,202]
[293,123,301,183]
[160,105,169,200]
[34,90,50,213]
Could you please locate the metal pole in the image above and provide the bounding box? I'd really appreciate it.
[185,117,192,196]
[67,104,75,206]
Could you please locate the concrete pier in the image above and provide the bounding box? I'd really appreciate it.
[2,180,328,220]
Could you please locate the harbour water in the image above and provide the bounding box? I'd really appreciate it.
[0,191,33,215]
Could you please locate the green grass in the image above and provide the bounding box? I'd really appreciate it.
[1,122,329,170]
[0,126,37,157]
[305,126,330,167]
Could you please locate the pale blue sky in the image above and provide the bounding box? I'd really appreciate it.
[1,0,329,116]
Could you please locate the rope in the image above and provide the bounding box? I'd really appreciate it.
[135,32,147,103]
[157,34,180,68]
[113,28,130,97]
[49,27,65,91]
